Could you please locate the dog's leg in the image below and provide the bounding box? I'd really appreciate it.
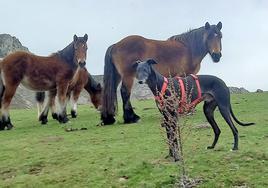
[218,106,239,150]
[203,101,221,149]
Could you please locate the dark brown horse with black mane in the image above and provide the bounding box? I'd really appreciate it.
[0,34,88,130]
[101,22,223,125]
[36,67,102,124]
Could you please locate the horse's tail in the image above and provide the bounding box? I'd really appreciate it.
[230,106,255,126]
[101,44,120,124]
[0,59,5,109]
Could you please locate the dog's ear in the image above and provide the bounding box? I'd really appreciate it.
[147,59,157,65]
[132,61,140,69]
[96,83,102,91]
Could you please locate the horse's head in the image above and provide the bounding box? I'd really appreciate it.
[73,34,88,68]
[204,22,222,63]
[133,59,157,84]
[89,83,102,110]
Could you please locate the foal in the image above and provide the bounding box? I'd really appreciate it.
[36,68,102,124]
[0,34,88,130]
[134,59,254,160]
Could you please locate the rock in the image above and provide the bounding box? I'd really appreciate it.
[256,89,263,93]
[0,34,29,57]
[228,87,249,94]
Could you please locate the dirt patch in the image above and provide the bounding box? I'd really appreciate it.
[143,107,155,111]
[40,136,64,143]
[0,168,16,180]
[195,123,210,129]
[28,165,43,175]
[65,127,88,132]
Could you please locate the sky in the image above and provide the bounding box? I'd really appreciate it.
[1,0,267,91]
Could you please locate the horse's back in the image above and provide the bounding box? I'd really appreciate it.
[112,35,188,77]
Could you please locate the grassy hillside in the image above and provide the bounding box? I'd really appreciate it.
[0,92,267,187]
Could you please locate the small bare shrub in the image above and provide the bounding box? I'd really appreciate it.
[158,75,202,187]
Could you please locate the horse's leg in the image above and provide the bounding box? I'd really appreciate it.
[35,92,45,119]
[70,86,82,118]
[0,85,18,130]
[50,91,58,120]
[121,77,140,124]
[39,90,57,124]
[57,85,69,124]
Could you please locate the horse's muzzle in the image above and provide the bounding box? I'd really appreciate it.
[138,80,145,84]
[211,52,222,63]
[79,62,86,68]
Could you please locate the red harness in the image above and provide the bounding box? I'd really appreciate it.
[155,74,202,114]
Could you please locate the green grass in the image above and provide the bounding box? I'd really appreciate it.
[0,92,267,187]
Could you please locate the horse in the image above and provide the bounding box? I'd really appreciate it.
[0,34,88,130]
[101,22,223,125]
[134,59,254,161]
[36,67,102,124]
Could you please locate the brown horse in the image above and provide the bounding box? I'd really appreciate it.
[101,22,223,125]
[0,34,88,130]
[36,67,102,124]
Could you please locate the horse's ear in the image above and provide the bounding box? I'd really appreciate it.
[147,59,157,65]
[73,34,78,42]
[205,22,211,30]
[96,83,102,90]
[84,34,88,42]
[132,61,139,69]
[217,22,222,30]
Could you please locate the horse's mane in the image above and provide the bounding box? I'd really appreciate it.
[54,42,76,68]
[168,26,207,56]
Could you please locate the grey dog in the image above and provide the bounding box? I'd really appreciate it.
[133,59,254,161]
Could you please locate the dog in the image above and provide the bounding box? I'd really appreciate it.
[133,59,254,161]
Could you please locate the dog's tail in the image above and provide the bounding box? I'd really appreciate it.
[230,107,255,126]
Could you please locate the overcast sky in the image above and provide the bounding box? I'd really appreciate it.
[1,0,267,91]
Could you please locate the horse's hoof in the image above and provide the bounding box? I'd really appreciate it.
[124,114,140,124]
[58,115,69,124]
[0,122,5,131]
[52,113,58,120]
[101,116,116,125]
[71,110,77,118]
[39,115,48,125]
[6,124,13,130]
[0,126,5,130]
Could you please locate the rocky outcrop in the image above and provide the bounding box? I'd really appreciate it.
[228,87,250,94]
[256,89,263,93]
[0,34,29,57]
